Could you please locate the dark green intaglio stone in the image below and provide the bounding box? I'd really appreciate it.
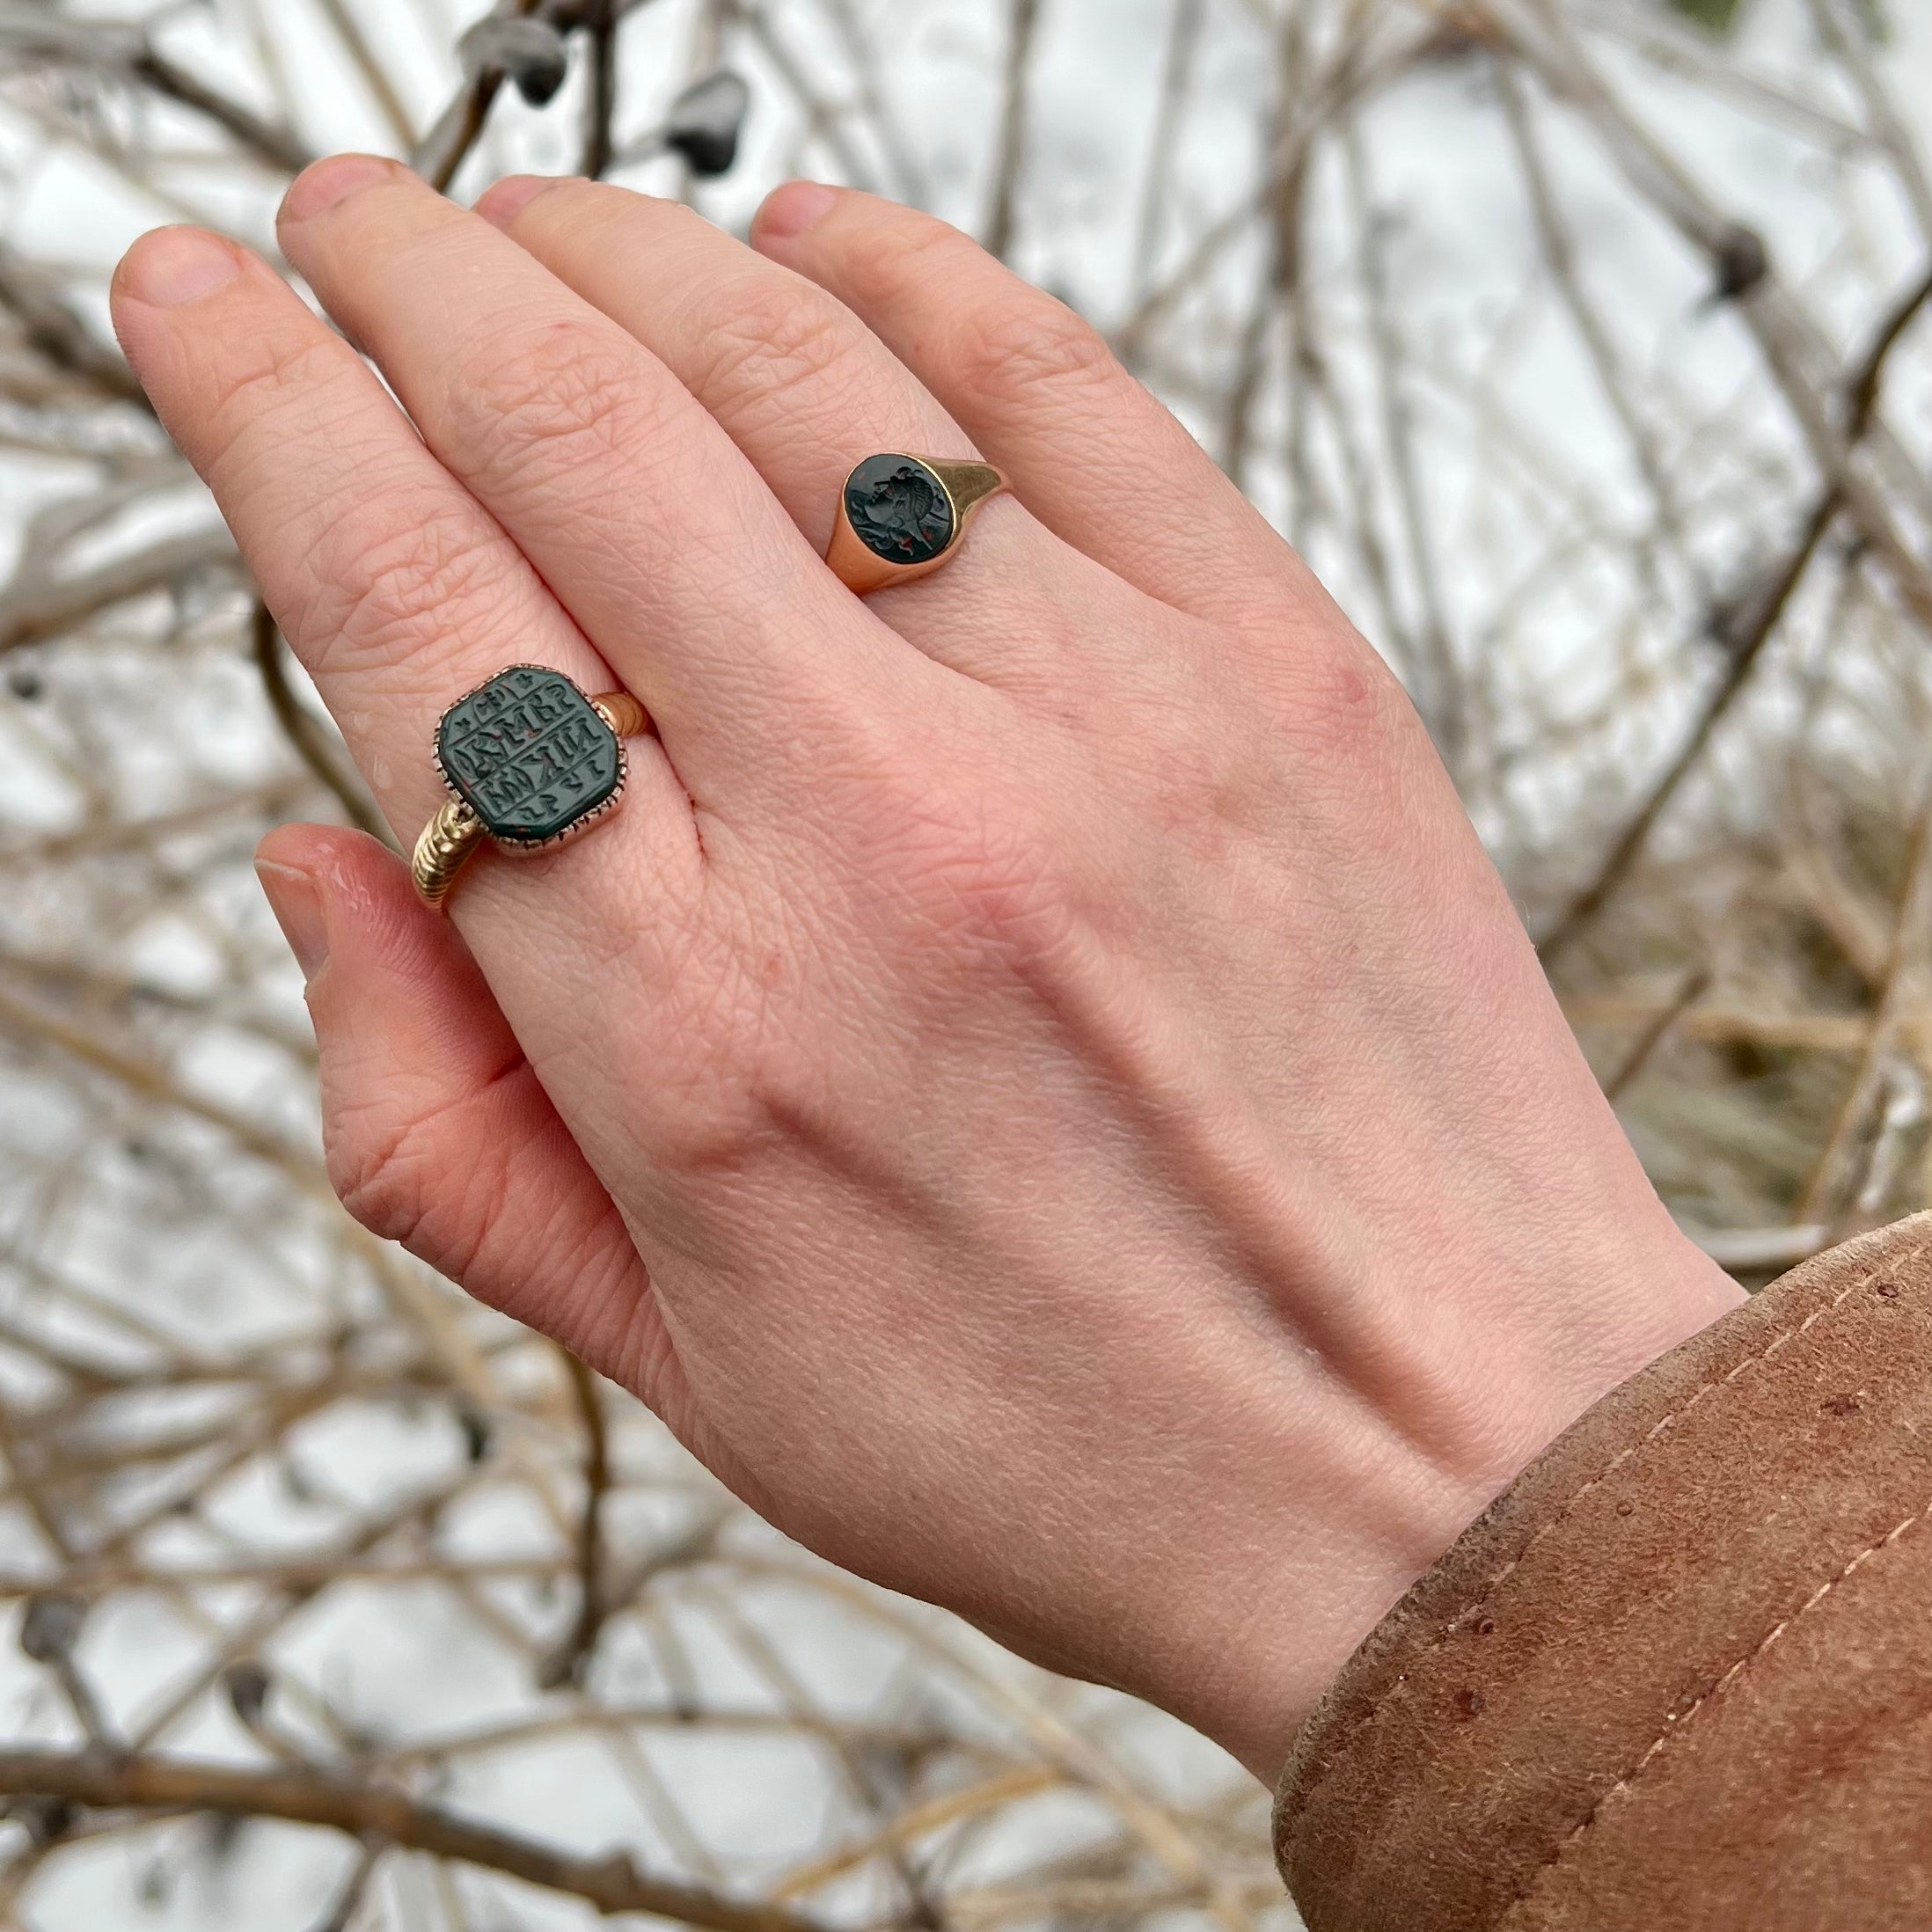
[436,665,621,846]
[844,454,955,567]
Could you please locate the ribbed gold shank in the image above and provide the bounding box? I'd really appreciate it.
[413,687,648,911]
[412,797,485,911]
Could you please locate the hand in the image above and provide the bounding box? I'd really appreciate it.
[111,158,1740,1781]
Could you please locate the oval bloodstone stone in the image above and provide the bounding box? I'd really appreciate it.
[844,454,955,567]
[435,665,622,846]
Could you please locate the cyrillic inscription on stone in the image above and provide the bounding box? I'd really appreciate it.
[436,665,621,845]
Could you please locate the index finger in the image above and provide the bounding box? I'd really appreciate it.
[108,223,702,961]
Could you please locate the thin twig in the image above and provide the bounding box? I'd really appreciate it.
[543,1350,612,1689]
[1798,779,1932,1225]
[1492,58,1691,589]
[1539,260,1932,962]
[308,1837,384,1932]
[0,530,238,656]
[0,243,149,412]
[0,1750,830,1932]
[312,0,420,150]
[251,602,395,851]
[1113,18,1423,361]
[733,8,877,192]
[411,0,546,193]
[1602,966,1710,1103]
[816,0,929,204]
[1497,1,1932,616]
[983,0,1043,262]
[0,8,312,172]
[1343,114,1465,772]
[582,0,621,179]
[1131,0,1204,303]
[1804,0,1932,246]
[126,45,315,174]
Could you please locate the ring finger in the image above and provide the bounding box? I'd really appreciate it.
[473,177,1142,694]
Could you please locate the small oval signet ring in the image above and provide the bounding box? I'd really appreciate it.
[824,452,1010,596]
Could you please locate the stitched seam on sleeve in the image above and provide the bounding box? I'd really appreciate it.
[1497,1495,1932,1926]
[1285,1240,1926,1832]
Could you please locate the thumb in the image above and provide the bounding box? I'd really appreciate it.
[254,823,663,1387]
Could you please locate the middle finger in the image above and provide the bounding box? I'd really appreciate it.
[274,154,937,799]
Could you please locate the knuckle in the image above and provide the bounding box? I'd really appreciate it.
[201,333,358,473]
[1144,636,1416,853]
[326,1065,520,1277]
[1249,630,1413,761]
[844,762,1077,970]
[1287,641,1407,746]
[948,294,1117,402]
[630,964,791,1183]
[587,934,796,1190]
[692,278,861,406]
[327,1096,437,1255]
[637,1036,780,1182]
[644,1078,777,1184]
[459,321,662,484]
[298,494,513,670]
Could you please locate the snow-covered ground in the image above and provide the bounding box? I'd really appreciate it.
[0,2,1928,1926]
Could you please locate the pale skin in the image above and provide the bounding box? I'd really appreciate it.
[110,157,1742,1783]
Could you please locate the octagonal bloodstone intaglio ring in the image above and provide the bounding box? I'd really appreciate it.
[825,452,1010,595]
[412,664,651,911]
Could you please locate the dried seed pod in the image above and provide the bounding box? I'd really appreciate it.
[11,1797,76,1848]
[459,17,570,108]
[223,1658,272,1728]
[457,1399,493,1465]
[1708,223,1768,305]
[663,70,750,178]
[19,1592,86,1665]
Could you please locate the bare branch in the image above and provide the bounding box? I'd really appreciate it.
[0,531,239,655]
[250,601,396,852]
[542,1350,614,1689]
[0,11,316,172]
[984,0,1043,262]
[1539,260,1932,963]
[0,1750,834,1931]
[582,0,621,179]
[0,242,148,411]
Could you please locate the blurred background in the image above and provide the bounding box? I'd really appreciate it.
[0,0,1928,1925]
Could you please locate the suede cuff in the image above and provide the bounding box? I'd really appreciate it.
[1275,1213,1932,1931]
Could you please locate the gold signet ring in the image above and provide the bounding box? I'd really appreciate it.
[824,453,1009,595]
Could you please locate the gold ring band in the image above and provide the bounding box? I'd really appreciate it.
[412,796,486,911]
[825,453,1009,595]
[412,667,650,912]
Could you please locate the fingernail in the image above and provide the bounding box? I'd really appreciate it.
[116,228,243,309]
[280,153,395,225]
[475,175,567,227]
[757,181,838,243]
[256,860,330,982]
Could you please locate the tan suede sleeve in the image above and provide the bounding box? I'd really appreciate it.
[1274,1212,1932,1931]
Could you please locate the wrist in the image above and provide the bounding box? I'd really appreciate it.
[1117,1214,1739,1784]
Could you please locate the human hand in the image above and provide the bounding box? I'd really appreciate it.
[111,159,1739,1780]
